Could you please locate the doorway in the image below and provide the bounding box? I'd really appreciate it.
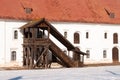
[112,47,119,63]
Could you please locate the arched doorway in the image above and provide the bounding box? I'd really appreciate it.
[112,47,119,63]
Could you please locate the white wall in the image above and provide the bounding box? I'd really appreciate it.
[0,19,120,67]
[5,20,27,66]
[51,22,120,64]
[0,19,27,67]
[0,20,6,64]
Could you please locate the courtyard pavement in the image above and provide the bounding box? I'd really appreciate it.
[0,65,120,80]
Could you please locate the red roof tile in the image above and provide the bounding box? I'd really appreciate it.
[0,0,120,24]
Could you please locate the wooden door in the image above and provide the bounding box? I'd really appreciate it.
[112,47,119,63]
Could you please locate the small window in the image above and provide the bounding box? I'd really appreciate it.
[113,33,118,44]
[74,32,80,44]
[25,8,33,14]
[14,30,18,39]
[64,31,67,38]
[104,8,115,18]
[103,50,107,58]
[86,32,89,39]
[37,29,43,38]
[109,13,115,18]
[104,33,107,39]
[86,50,90,58]
[11,51,16,61]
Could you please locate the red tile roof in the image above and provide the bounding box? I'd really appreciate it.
[0,0,120,24]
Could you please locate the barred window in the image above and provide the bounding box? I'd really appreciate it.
[11,51,16,61]
[103,50,107,58]
[86,50,90,58]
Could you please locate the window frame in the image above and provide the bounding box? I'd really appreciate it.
[104,32,107,39]
[103,50,107,58]
[11,51,16,61]
[64,31,67,38]
[86,32,89,39]
[14,30,18,39]
[113,33,118,44]
[86,50,90,58]
[74,32,80,44]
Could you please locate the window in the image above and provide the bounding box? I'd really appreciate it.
[103,50,107,58]
[104,8,115,18]
[11,51,16,61]
[113,33,118,44]
[86,50,90,58]
[109,13,115,18]
[14,30,18,39]
[104,33,107,39]
[74,32,80,44]
[64,31,67,38]
[86,32,89,39]
[24,8,33,14]
[37,29,43,38]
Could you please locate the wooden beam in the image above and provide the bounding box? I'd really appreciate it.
[33,47,48,68]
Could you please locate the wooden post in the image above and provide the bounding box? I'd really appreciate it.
[25,47,29,68]
[45,47,49,69]
[23,47,26,66]
[29,46,34,69]
[73,52,80,61]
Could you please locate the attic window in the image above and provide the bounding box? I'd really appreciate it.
[20,2,33,14]
[104,8,115,18]
[24,8,33,14]
[109,13,115,18]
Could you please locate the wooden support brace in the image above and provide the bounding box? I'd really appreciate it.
[33,47,48,68]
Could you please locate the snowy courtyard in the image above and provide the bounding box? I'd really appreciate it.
[0,65,120,80]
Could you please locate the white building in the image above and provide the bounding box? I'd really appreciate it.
[0,0,120,67]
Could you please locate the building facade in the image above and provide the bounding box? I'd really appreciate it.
[0,19,120,67]
[0,0,120,67]
[0,19,27,67]
[51,22,120,64]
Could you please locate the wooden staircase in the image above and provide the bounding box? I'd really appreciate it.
[20,18,86,68]
[49,39,75,67]
[45,19,85,54]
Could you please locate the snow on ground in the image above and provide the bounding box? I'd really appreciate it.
[0,65,120,80]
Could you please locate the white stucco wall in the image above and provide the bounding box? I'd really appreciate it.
[51,22,120,64]
[0,19,120,67]
[5,20,27,66]
[0,19,27,67]
[0,20,6,64]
